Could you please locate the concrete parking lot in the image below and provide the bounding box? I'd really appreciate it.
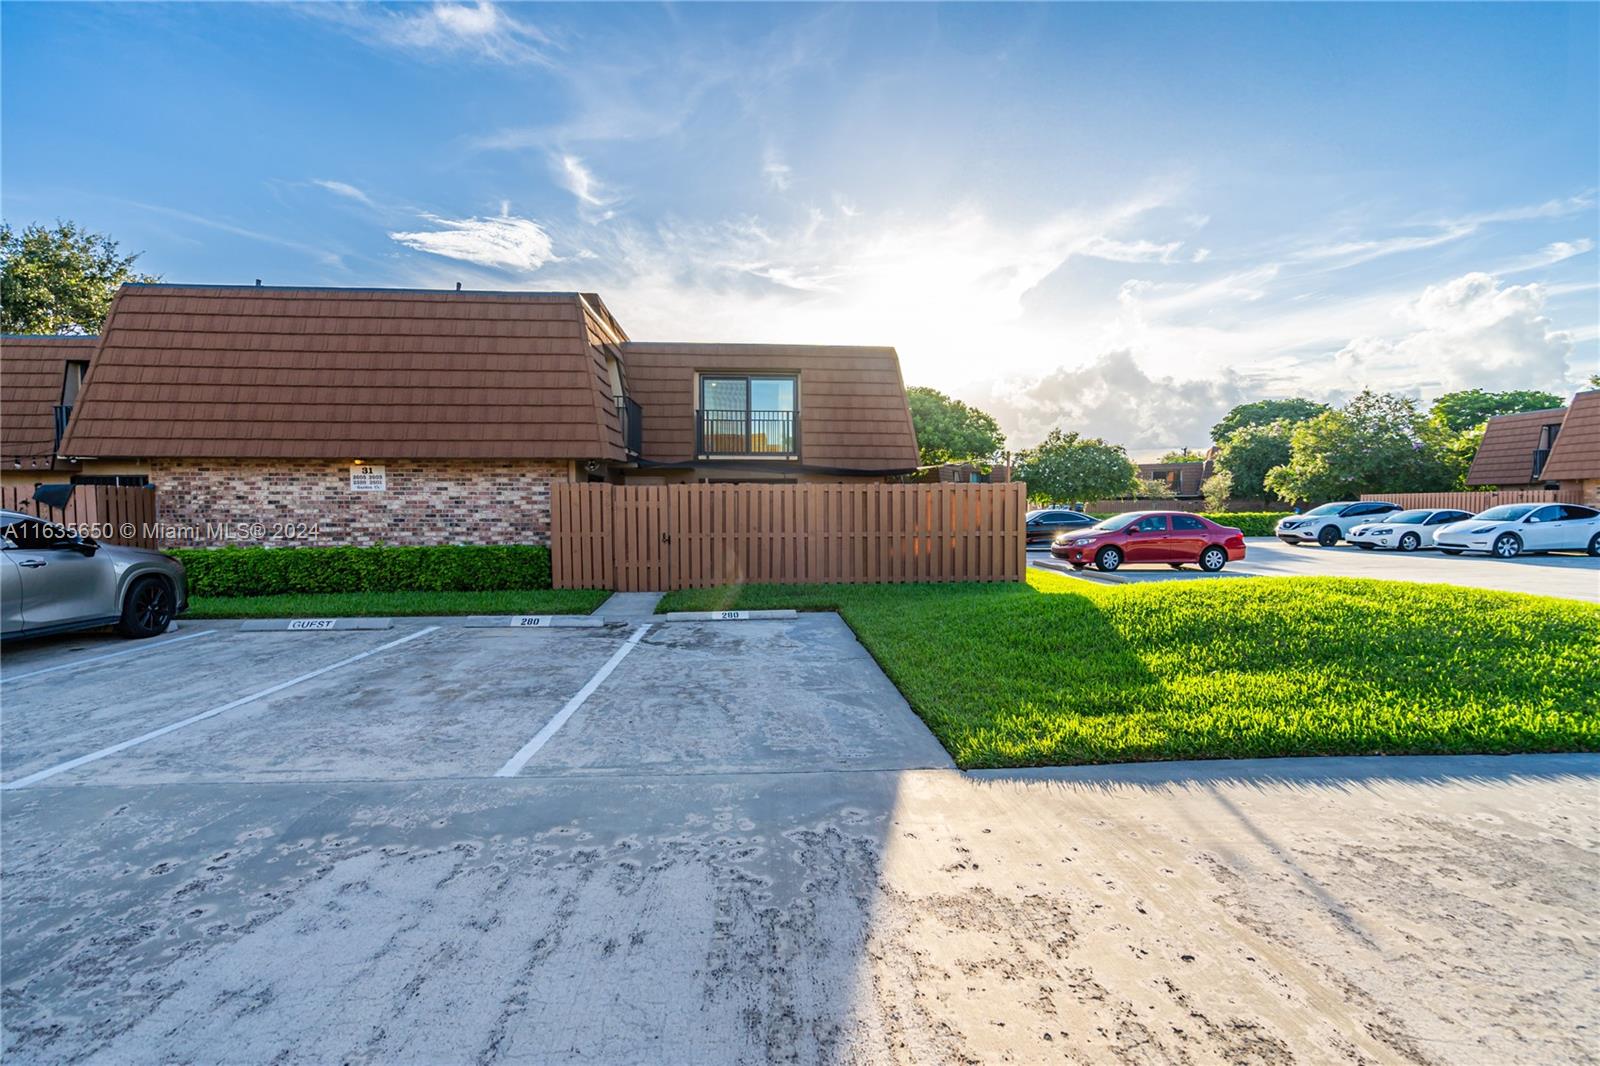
[1033,536,1600,601]
[3,616,1596,1064]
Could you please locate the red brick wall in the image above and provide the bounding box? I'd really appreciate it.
[149,459,570,547]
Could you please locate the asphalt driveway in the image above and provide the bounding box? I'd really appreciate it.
[3,616,1595,1064]
[1033,536,1600,601]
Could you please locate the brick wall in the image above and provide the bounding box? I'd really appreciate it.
[150,459,570,547]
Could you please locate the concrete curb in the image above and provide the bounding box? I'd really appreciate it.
[239,618,395,632]
[1030,559,1127,585]
[463,615,614,629]
[660,609,799,622]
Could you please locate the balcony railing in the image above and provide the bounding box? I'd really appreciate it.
[53,404,71,456]
[616,395,642,457]
[1532,447,1551,478]
[696,409,798,457]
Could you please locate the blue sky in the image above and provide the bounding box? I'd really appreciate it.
[4,2,1597,454]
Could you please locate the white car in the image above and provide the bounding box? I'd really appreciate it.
[1346,508,1473,552]
[1434,503,1600,558]
[1275,501,1402,546]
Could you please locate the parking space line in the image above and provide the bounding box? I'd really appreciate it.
[1,626,440,791]
[2,630,217,684]
[494,623,651,779]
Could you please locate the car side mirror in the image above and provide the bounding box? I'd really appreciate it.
[73,538,99,556]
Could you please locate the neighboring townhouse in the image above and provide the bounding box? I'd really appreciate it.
[1467,390,1600,505]
[0,335,95,487]
[30,283,919,546]
[1137,457,1213,498]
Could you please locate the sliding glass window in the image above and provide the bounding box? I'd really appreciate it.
[698,375,797,455]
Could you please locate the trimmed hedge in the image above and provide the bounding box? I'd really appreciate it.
[1084,511,1290,537]
[168,544,552,598]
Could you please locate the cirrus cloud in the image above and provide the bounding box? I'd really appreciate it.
[388,214,556,272]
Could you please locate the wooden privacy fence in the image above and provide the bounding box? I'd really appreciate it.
[553,482,1028,591]
[0,485,159,547]
[1359,489,1582,510]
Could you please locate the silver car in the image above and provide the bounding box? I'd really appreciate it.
[1,509,187,640]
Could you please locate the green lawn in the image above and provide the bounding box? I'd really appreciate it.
[185,588,611,619]
[658,572,1599,768]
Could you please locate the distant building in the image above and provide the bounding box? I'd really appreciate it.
[1137,457,1213,498]
[1467,390,1600,505]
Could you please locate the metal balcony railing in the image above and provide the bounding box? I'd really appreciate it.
[696,409,798,457]
[616,395,642,457]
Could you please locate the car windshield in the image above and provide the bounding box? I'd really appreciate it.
[1388,510,1432,524]
[1086,512,1145,533]
[1472,505,1537,521]
[1302,503,1346,516]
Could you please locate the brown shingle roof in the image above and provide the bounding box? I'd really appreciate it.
[1,335,95,466]
[1465,406,1567,486]
[618,342,920,472]
[1541,389,1600,480]
[60,285,625,461]
[1137,459,1211,496]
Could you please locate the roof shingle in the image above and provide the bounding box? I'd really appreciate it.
[1,335,95,466]
[1540,389,1600,481]
[1465,406,1566,486]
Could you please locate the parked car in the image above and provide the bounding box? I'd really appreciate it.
[1025,507,1096,547]
[1,510,187,640]
[1346,508,1474,552]
[1275,501,1402,546]
[1433,503,1600,558]
[1050,511,1246,572]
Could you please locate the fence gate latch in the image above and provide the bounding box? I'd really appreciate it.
[660,532,671,544]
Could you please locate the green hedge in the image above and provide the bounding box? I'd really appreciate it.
[1084,511,1290,537]
[168,545,552,597]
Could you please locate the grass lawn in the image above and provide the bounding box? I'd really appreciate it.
[184,588,611,619]
[658,572,1599,768]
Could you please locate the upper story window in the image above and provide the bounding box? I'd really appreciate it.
[698,374,798,456]
[61,360,89,406]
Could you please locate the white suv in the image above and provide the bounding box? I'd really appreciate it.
[1275,501,1402,547]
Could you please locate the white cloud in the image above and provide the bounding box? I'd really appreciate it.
[311,179,374,207]
[1497,238,1596,275]
[1334,272,1575,392]
[984,350,1245,453]
[1078,236,1186,263]
[308,1,554,66]
[762,148,792,192]
[552,154,618,221]
[388,214,556,271]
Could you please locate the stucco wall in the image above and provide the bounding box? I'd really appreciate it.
[150,459,571,547]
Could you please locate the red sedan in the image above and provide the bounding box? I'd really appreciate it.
[1049,511,1247,572]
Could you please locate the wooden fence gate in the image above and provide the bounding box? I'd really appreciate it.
[552,482,1027,591]
[0,485,160,548]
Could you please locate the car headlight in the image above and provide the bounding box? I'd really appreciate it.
[1073,537,1094,546]
[1469,525,1497,534]
[1369,528,1392,536]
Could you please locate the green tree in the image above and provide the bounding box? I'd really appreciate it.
[1263,390,1454,502]
[1586,373,1599,389]
[1210,398,1328,444]
[906,386,1005,466]
[0,220,157,334]
[1213,421,1294,500]
[1136,477,1175,499]
[1201,469,1233,511]
[1014,429,1138,504]
[1154,448,1203,463]
[1428,388,1564,433]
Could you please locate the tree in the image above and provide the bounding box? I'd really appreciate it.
[1154,448,1203,463]
[1587,373,1599,389]
[1428,388,1564,433]
[1014,429,1138,504]
[0,220,157,334]
[1136,477,1175,499]
[1210,398,1328,444]
[1201,469,1233,511]
[1213,421,1294,500]
[906,386,1004,466]
[1263,390,1454,502]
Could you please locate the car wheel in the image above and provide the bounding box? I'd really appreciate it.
[1492,532,1522,559]
[1398,532,1420,552]
[1440,548,1464,555]
[1199,546,1227,572]
[1589,532,1600,558]
[1317,525,1340,547]
[117,576,175,638]
[1095,546,1123,572]
[1355,542,1376,550]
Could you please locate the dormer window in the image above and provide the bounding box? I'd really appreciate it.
[697,374,798,457]
[61,359,88,406]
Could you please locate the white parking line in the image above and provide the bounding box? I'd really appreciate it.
[1,626,440,791]
[495,623,650,778]
[1,630,217,684]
